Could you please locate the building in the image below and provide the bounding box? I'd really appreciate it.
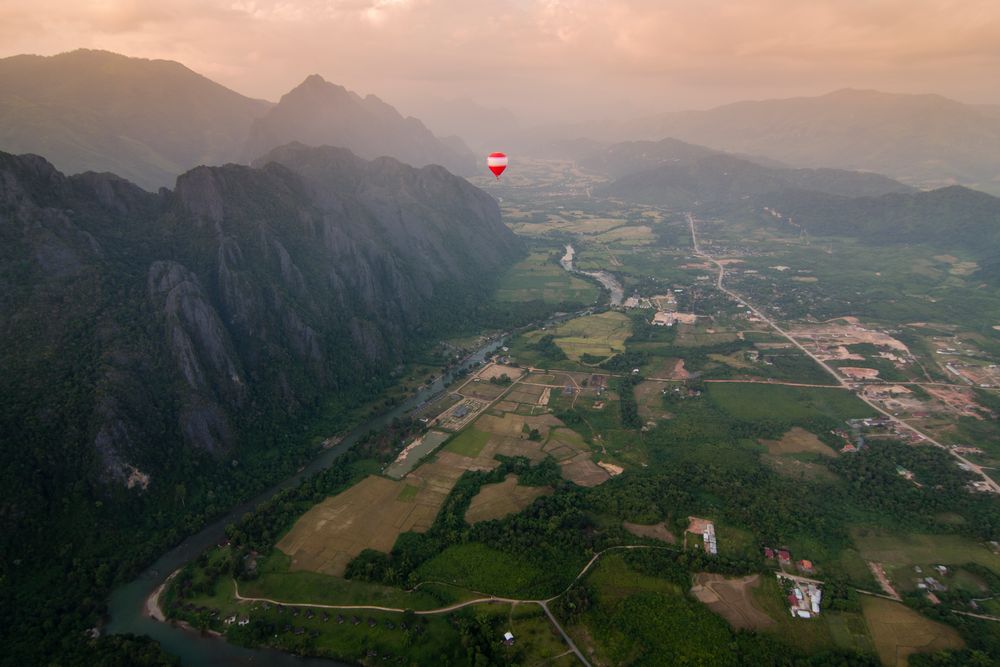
[503,631,515,646]
[798,559,814,574]
[777,550,791,565]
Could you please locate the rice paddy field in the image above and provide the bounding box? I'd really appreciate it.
[524,311,632,363]
[494,251,600,303]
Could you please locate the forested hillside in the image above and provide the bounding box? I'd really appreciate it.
[0,145,522,664]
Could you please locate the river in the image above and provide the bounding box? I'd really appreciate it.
[105,338,507,666]
[560,244,624,306]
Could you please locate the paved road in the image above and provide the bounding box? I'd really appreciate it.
[685,212,1000,494]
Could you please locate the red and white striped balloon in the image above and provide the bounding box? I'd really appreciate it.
[487,152,508,179]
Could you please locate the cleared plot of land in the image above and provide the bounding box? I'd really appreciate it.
[623,521,676,543]
[476,363,524,381]
[760,427,837,458]
[384,430,450,478]
[690,573,775,631]
[495,252,599,304]
[634,380,673,422]
[762,454,839,482]
[560,454,611,487]
[862,596,963,666]
[464,474,553,524]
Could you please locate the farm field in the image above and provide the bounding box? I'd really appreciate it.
[524,311,632,363]
[276,473,459,576]
[495,251,600,304]
[862,596,964,666]
[689,573,775,630]
[707,383,876,422]
[760,427,838,457]
[852,529,1000,574]
[464,474,553,524]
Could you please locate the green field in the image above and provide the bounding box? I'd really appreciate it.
[707,383,876,422]
[443,427,491,457]
[238,551,470,610]
[414,543,554,598]
[533,311,632,362]
[853,528,1000,575]
[495,251,600,303]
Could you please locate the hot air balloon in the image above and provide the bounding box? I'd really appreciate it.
[487,152,508,180]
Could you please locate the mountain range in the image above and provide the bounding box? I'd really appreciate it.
[0,144,520,661]
[616,89,1000,195]
[0,50,476,190]
[245,75,476,176]
[593,140,914,208]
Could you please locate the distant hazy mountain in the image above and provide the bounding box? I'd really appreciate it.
[0,49,272,190]
[621,89,1000,194]
[405,97,520,151]
[245,75,477,175]
[762,185,1000,254]
[597,151,912,208]
[581,137,788,178]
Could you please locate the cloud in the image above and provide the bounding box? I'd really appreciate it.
[2,0,999,120]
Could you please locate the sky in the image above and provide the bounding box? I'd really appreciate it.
[3,0,1000,124]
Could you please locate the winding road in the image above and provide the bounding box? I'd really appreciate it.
[685,212,1000,494]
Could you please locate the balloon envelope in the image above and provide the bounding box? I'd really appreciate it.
[487,152,508,179]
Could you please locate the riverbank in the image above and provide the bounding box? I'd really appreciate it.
[146,569,180,622]
[560,244,624,306]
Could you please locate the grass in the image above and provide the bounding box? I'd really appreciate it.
[239,552,469,610]
[443,427,491,457]
[861,595,964,666]
[415,543,555,598]
[396,484,419,502]
[852,528,1000,576]
[707,383,875,423]
[495,251,599,304]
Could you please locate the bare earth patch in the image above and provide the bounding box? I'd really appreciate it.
[560,453,611,487]
[840,367,880,379]
[760,427,838,458]
[623,521,676,544]
[476,363,524,381]
[691,573,775,631]
[464,474,552,524]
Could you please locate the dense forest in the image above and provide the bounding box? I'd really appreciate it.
[0,147,545,665]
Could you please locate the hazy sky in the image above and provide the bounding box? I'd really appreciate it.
[3,0,1000,122]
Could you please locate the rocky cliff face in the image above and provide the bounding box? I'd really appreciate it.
[0,145,520,496]
[245,75,478,175]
